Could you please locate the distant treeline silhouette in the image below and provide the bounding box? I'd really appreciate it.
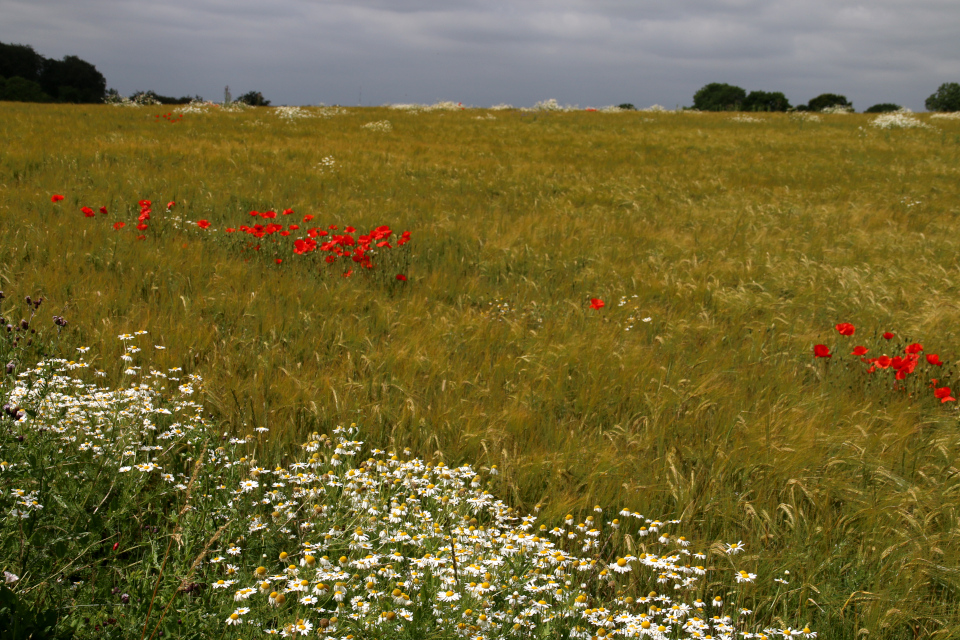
[0,41,106,103]
[691,82,960,113]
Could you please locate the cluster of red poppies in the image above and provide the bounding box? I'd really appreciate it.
[52,194,175,241]
[814,323,955,403]
[152,112,184,123]
[200,209,411,280]
[54,194,411,280]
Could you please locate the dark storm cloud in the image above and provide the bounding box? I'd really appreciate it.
[2,0,958,110]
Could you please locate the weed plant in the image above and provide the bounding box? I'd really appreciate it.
[1,104,960,637]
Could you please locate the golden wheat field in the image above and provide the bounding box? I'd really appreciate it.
[2,102,960,638]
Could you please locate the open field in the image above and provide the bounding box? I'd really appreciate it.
[2,103,960,638]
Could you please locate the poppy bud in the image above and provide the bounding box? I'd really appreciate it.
[113,542,120,551]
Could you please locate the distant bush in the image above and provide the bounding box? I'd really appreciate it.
[925,82,960,112]
[129,90,199,105]
[617,103,636,110]
[806,93,853,112]
[236,90,271,106]
[0,76,51,102]
[743,90,791,112]
[864,103,901,113]
[692,83,746,111]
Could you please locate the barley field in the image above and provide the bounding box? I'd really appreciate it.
[1,102,959,638]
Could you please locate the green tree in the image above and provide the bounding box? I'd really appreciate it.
[742,90,791,112]
[925,82,960,112]
[236,90,271,106]
[39,55,106,103]
[0,42,44,83]
[0,76,51,102]
[692,83,746,111]
[806,93,852,112]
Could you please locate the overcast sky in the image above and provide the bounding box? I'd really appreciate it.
[3,0,959,110]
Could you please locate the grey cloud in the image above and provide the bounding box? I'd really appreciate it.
[1,0,958,110]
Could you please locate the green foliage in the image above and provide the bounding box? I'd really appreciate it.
[864,103,901,113]
[742,90,791,112]
[236,90,271,106]
[806,93,853,112]
[617,102,636,110]
[925,82,960,112]
[0,76,51,103]
[692,82,746,111]
[0,586,70,640]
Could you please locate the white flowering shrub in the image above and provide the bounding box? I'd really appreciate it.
[819,106,853,114]
[870,112,931,130]
[274,107,314,120]
[362,120,393,132]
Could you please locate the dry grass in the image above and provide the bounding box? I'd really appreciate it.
[2,103,960,637]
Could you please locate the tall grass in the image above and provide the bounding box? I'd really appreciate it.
[1,103,959,637]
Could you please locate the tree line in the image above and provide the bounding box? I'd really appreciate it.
[1,41,272,106]
[689,82,960,113]
[0,41,106,103]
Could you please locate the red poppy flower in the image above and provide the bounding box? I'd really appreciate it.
[275,258,282,265]
[905,343,924,354]
[113,222,125,230]
[926,354,943,366]
[283,208,294,215]
[590,298,604,310]
[288,224,299,231]
[883,332,895,340]
[342,269,353,277]
[345,226,356,233]
[396,274,407,281]
[197,220,210,229]
[934,387,956,403]
[225,227,236,233]
[329,225,338,230]
[138,200,151,207]
[249,211,259,217]
[82,206,95,217]
[813,344,832,358]
[136,223,148,232]
[51,194,65,203]
[852,346,868,356]
[263,211,276,219]
[99,206,108,214]
[166,201,175,210]
[875,355,892,369]
[303,214,314,222]
[835,323,855,336]
[325,255,336,263]
[136,234,146,241]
